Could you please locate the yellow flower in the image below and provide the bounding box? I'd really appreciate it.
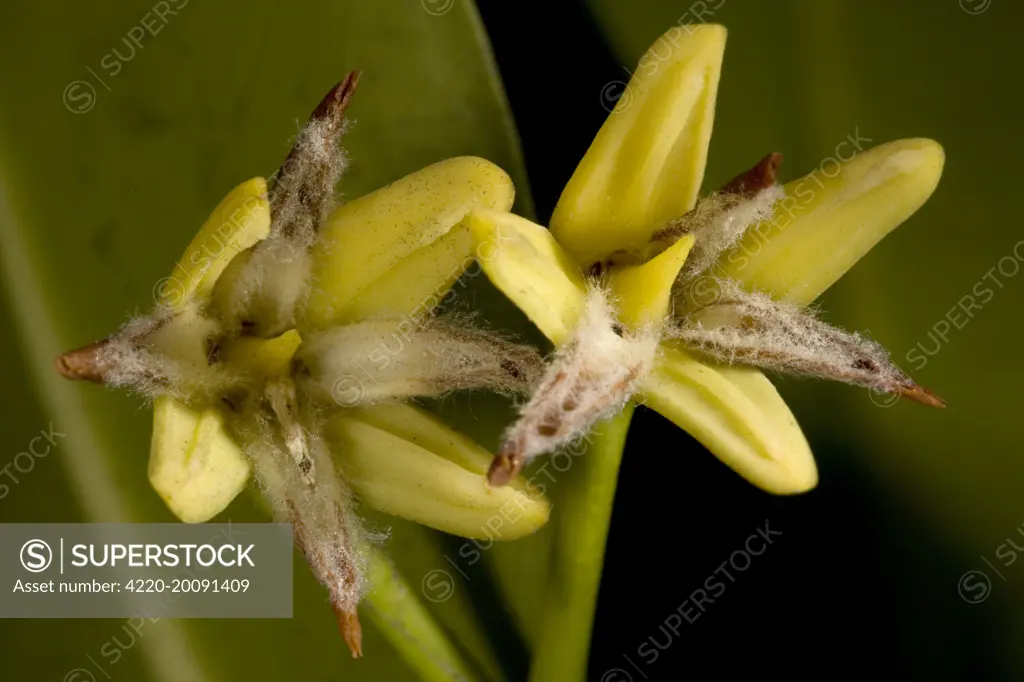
[57,77,550,656]
[468,24,944,494]
[143,157,547,537]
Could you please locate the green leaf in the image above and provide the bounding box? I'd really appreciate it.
[0,1,530,680]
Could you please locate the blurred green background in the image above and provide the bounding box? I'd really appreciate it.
[0,0,1021,680]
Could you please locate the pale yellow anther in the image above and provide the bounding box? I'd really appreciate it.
[217,331,303,378]
[551,24,726,265]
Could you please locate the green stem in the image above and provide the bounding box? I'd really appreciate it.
[365,550,484,682]
[528,404,635,682]
[255,491,491,682]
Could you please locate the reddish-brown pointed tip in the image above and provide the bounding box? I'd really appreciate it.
[55,339,113,383]
[334,605,363,658]
[721,152,783,196]
[312,71,362,126]
[486,447,523,487]
[900,384,947,408]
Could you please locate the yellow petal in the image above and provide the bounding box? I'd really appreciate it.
[148,396,251,523]
[155,177,271,310]
[324,403,550,540]
[148,179,270,521]
[550,24,726,265]
[465,209,586,345]
[608,235,694,328]
[640,344,817,494]
[717,138,945,306]
[303,157,515,330]
[330,221,474,322]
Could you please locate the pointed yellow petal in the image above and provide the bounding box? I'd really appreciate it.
[551,25,726,265]
[303,157,515,330]
[156,177,271,309]
[608,235,694,328]
[148,396,251,523]
[717,138,945,306]
[640,344,817,494]
[324,403,550,540]
[465,209,586,345]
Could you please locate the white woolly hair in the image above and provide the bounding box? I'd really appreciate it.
[98,305,242,404]
[216,114,350,339]
[670,278,920,397]
[234,397,367,652]
[662,185,785,280]
[295,314,544,407]
[216,241,313,338]
[499,285,659,467]
[270,116,350,248]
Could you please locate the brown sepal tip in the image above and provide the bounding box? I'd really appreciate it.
[333,604,363,659]
[271,70,363,221]
[899,384,947,408]
[721,152,783,197]
[486,449,523,488]
[55,339,114,383]
[311,71,362,131]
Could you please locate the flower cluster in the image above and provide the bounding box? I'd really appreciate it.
[57,24,945,659]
